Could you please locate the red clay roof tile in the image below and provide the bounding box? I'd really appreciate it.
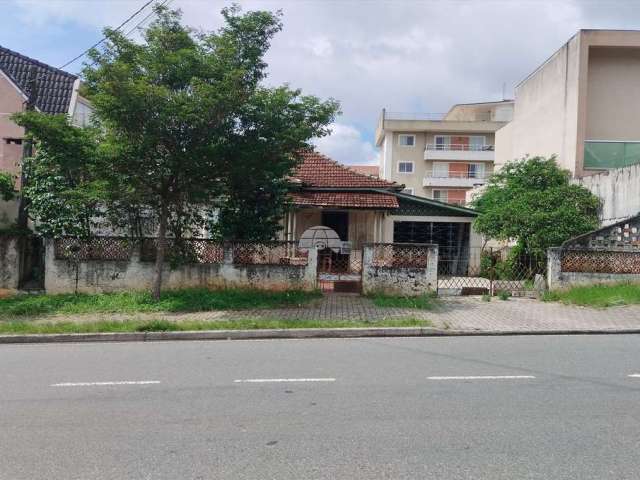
[291,151,398,189]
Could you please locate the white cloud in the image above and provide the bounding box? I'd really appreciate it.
[7,0,640,165]
[313,123,378,165]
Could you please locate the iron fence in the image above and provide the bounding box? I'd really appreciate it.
[437,246,546,296]
[318,249,362,274]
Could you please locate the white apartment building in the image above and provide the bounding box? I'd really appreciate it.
[375,101,513,205]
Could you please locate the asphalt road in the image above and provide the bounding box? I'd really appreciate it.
[1,335,640,480]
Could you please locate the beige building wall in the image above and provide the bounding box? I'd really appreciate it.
[0,73,26,227]
[502,30,640,177]
[504,33,582,173]
[0,73,25,176]
[586,46,640,141]
[494,122,514,167]
[387,131,428,194]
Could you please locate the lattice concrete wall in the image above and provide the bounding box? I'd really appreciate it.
[45,239,317,294]
[362,243,438,296]
[548,247,640,290]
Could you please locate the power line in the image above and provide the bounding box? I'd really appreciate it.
[124,0,173,37]
[58,0,157,70]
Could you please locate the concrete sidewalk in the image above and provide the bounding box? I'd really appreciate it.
[8,294,640,334]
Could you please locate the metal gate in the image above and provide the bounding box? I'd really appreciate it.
[317,249,363,293]
[437,247,546,297]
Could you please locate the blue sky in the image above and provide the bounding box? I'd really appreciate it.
[3,0,640,164]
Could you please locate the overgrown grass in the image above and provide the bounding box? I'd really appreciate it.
[0,317,431,335]
[0,288,322,319]
[543,283,640,308]
[367,292,438,310]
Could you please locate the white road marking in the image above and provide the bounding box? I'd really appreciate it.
[427,375,536,380]
[629,374,640,378]
[233,378,336,383]
[51,381,161,387]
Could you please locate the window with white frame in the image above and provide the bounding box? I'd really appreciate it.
[432,189,447,202]
[398,161,414,173]
[401,188,414,195]
[398,134,415,147]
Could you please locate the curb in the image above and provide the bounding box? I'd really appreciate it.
[1,327,640,344]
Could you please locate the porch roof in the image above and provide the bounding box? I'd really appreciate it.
[291,191,398,209]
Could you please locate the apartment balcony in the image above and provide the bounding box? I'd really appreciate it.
[423,172,490,188]
[584,140,640,169]
[424,144,495,162]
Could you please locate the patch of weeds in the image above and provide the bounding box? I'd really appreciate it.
[497,290,511,301]
[0,316,432,335]
[481,294,492,302]
[543,283,640,308]
[0,288,323,319]
[367,291,438,310]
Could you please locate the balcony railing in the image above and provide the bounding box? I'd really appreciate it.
[385,112,447,121]
[426,172,490,180]
[584,140,640,169]
[426,144,494,151]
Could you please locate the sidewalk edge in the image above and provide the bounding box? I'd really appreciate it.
[1,327,640,344]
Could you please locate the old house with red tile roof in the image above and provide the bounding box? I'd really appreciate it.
[280,150,482,290]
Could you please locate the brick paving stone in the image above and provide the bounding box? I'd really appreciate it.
[215,294,640,332]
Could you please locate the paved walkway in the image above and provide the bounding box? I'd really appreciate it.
[37,294,640,332]
[167,294,640,332]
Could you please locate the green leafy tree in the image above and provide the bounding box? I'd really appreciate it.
[0,172,16,201]
[17,5,338,299]
[12,112,104,238]
[471,156,601,256]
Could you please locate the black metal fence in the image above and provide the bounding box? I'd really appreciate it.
[438,246,546,296]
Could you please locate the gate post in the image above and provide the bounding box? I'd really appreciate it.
[489,247,496,296]
[547,247,562,291]
[427,243,439,293]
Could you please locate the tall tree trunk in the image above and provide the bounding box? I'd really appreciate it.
[152,203,169,301]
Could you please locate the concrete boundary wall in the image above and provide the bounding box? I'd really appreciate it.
[362,243,438,296]
[45,240,318,294]
[547,247,640,289]
[0,235,20,292]
[576,164,640,225]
